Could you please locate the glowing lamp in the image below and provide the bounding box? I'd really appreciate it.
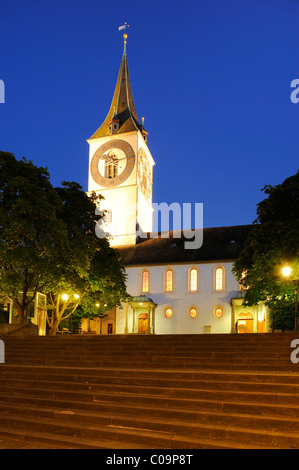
[282,267,291,277]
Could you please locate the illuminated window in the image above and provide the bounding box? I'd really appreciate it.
[165,307,173,318]
[215,267,225,291]
[165,269,173,292]
[188,268,198,292]
[214,306,224,319]
[189,307,198,319]
[142,270,149,293]
[105,209,112,224]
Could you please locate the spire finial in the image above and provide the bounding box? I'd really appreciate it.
[118,22,130,54]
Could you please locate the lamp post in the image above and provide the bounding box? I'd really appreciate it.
[96,303,108,335]
[282,267,298,332]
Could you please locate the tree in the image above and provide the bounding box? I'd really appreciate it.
[46,245,129,335]
[233,170,299,329]
[0,152,128,334]
[0,151,69,324]
[45,182,128,335]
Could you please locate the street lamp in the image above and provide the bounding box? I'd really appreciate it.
[282,267,298,332]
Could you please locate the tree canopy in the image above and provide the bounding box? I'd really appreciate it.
[233,170,299,328]
[0,151,128,332]
[0,151,69,323]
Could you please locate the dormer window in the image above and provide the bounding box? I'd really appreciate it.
[108,118,120,135]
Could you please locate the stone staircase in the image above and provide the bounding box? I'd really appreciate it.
[1,333,299,449]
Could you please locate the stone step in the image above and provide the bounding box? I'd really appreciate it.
[2,334,299,448]
[4,359,295,373]
[0,427,154,449]
[2,385,299,421]
[4,355,294,365]
[2,373,299,395]
[0,425,270,450]
[2,379,299,407]
[6,343,296,356]
[3,346,294,355]
[3,395,299,434]
[0,408,294,449]
[3,364,299,384]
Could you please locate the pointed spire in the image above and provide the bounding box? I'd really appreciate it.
[89,32,144,140]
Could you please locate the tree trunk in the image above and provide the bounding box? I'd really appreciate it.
[49,318,60,336]
[14,301,25,325]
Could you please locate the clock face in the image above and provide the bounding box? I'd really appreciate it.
[90,139,135,187]
[138,147,152,199]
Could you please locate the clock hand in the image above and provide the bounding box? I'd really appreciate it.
[101,154,133,162]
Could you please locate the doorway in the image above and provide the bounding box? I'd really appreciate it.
[237,312,254,333]
[138,313,148,334]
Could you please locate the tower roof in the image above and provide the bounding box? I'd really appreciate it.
[89,40,143,140]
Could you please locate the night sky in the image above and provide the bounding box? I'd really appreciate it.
[0,0,298,229]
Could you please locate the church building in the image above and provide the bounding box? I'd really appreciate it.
[85,33,271,336]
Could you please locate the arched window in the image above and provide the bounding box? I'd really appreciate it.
[165,307,173,318]
[215,266,225,291]
[188,267,198,292]
[165,269,174,292]
[142,270,149,293]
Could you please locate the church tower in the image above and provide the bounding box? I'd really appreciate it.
[87,33,155,247]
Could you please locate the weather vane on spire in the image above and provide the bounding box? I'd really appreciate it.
[118,22,130,51]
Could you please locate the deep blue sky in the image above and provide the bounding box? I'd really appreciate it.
[0,0,298,229]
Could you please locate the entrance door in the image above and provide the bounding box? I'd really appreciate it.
[237,312,254,333]
[138,313,148,334]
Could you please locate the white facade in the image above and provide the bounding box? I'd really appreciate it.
[116,261,248,335]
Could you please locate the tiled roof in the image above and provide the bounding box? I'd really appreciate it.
[117,225,253,266]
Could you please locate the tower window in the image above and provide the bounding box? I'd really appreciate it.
[106,209,112,224]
